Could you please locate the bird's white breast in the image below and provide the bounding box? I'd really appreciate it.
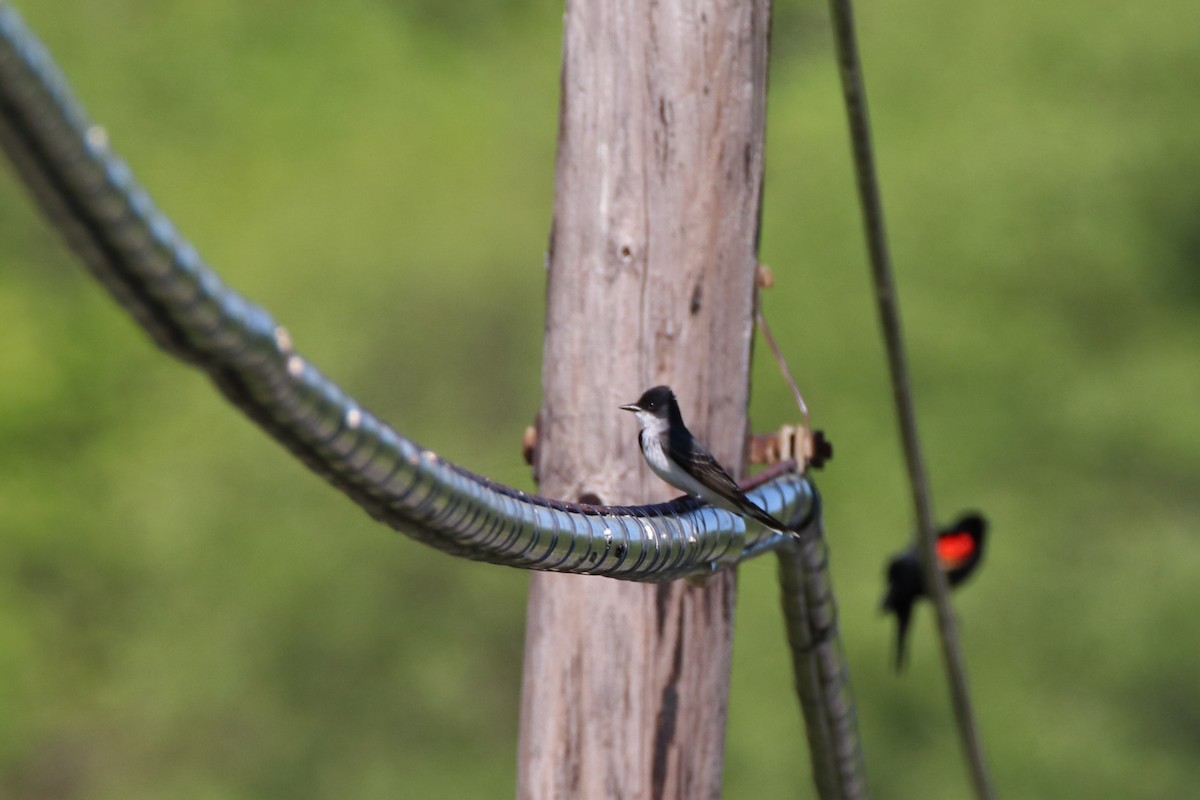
[635,413,712,501]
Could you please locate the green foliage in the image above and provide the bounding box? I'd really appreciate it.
[1,0,1197,797]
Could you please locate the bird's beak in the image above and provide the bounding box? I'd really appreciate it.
[619,403,641,412]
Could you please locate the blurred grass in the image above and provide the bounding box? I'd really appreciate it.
[1,0,1197,797]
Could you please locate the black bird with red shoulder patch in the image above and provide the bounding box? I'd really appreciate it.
[881,512,987,672]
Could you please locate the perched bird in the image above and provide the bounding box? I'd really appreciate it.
[620,385,793,535]
[881,512,988,672]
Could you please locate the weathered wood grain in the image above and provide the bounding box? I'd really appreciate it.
[518,0,771,796]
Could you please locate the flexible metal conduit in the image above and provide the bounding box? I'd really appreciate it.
[778,530,869,799]
[0,4,818,582]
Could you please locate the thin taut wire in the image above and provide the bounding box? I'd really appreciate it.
[755,306,812,442]
[825,1,997,798]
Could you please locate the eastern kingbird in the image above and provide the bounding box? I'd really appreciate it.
[620,385,794,536]
[881,512,988,672]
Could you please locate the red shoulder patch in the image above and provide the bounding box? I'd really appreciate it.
[937,531,976,569]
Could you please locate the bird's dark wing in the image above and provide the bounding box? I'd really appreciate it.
[668,435,741,494]
[666,432,791,532]
[941,514,988,586]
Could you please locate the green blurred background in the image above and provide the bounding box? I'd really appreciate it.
[1,0,1197,797]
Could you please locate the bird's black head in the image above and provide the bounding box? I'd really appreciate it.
[620,385,679,419]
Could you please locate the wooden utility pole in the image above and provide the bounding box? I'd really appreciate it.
[518,0,771,796]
